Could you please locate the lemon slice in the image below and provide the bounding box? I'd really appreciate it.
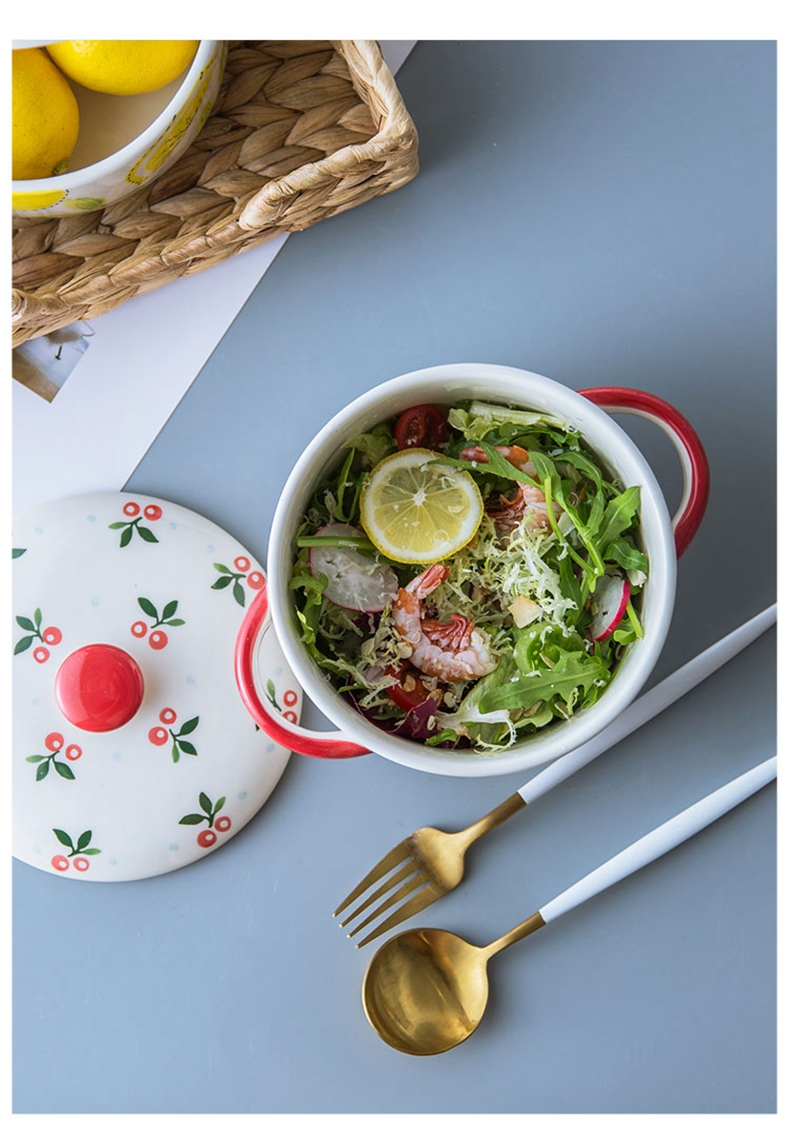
[360,448,484,564]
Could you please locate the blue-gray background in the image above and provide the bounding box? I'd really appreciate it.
[13,40,777,1115]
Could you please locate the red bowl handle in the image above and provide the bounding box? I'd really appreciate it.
[578,386,710,558]
[234,581,370,759]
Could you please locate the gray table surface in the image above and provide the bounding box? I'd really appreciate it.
[13,40,777,1116]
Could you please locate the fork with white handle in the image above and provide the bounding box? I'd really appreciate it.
[336,604,776,947]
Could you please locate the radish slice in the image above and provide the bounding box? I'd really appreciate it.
[309,524,399,613]
[589,573,631,641]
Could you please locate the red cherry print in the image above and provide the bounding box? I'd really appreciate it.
[234,555,251,572]
[284,710,298,723]
[144,504,163,521]
[215,816,232,833]
[159,707,177,725]
[65,744,82,761]
[123,501,140,517]
[51,855,70,872]
[33,646,50,663]
[131,620,148,638]
[148,726,168,746]
[72,856,90,872]
[149,630,168,650]
[247,570,265,591]
[42,626,62,645]
[197,829,217,848]
[45,732,64,752]
[283,690,298,708]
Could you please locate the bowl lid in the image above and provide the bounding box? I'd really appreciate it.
[12,492,302,882]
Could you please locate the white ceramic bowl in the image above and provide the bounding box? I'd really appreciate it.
[12,40,226,217]
[236,363,709,778]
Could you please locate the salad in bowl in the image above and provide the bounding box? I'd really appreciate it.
[236,363,708,777]
[289,398,649,753]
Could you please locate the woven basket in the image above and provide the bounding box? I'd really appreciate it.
[12,40,419,348]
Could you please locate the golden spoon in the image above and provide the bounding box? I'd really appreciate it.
[362,757,776,1055]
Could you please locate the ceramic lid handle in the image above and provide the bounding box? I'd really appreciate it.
[54,644,145,732]
[578,386,710,558]
[235,584,370,759]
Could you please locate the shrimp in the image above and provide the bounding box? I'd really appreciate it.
[391,564,498,682]
[461,443,554,534]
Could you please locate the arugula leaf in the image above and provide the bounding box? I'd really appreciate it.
[333,447,358,522]
[603,537,649,573]
[529,450,604,579]
[437,444,539,487]
[478,647,610,714]
[597,486,641,552]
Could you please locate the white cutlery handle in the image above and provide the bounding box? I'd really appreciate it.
[517,604,776,805]
[539,756,777,924]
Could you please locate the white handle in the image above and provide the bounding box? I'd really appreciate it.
[517,604,776,805]
[539,756,777,924]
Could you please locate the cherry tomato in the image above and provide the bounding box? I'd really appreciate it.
[393,404,448,451]
[386,665,433,712]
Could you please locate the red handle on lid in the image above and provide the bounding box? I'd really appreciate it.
[54,644,145,732]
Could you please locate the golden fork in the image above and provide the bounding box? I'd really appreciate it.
[334,604,775,947]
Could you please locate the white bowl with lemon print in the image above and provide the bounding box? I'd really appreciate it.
[12,40,226,217]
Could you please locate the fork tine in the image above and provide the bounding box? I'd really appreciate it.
[333,839,412,917]
[346,871,428,939]
[355,884,442,948]
[337,859,419,929]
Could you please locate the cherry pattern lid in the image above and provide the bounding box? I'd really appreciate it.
[12,493,302,882]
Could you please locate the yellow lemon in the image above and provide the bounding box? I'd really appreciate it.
[12,48,80,180]
[47,40,199,96]
[360,449,484,564]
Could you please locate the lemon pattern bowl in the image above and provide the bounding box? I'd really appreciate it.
[12,40,225,218]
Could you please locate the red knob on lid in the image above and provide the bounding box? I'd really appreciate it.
[54,644,145,732]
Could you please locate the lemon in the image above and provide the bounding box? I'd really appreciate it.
[46,40,199,96]
[12,48,80,180]
[360,449,484,564]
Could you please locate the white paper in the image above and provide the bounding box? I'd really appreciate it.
[12,41,417,517]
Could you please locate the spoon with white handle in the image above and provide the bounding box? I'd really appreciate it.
[362,755,777,1055]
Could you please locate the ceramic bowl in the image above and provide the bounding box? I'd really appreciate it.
[12,40,226,217]
[236,363,709,778]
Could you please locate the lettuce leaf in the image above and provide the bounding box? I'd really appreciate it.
[448,401,564,441]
